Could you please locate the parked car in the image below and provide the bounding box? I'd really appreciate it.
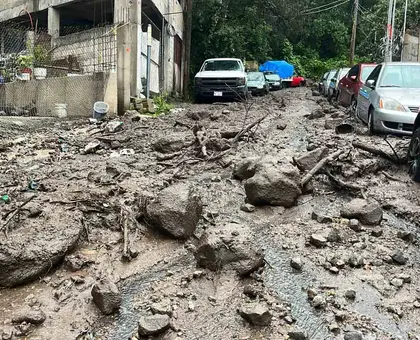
[264,73,282,90]
[408,110,420,181]
[247,72,270,95]
[194,58,248,102]
[319,70,337,96]
[327,67,350,101]
[338,63,376,111]
[319,72,328,92]
[283,73,306,87]
[356,62,420,136]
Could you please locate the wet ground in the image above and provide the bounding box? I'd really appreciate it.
[1,88,420,340]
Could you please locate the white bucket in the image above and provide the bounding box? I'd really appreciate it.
[54,103,68,118]
[34,68,47,80]
[93,101,109,120]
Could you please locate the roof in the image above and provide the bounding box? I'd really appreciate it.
[204,58,242,62]
[381,61,420,66]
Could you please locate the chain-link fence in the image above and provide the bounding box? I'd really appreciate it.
[0,22,118,117]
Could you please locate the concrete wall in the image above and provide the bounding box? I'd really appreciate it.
[141,32,160,93]
[0,73,117,116]
[402,33,420,62]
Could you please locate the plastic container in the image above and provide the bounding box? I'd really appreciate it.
[54,103,68,118]
[93,101,109,120]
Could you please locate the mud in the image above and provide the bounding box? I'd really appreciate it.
[1,88,420,340]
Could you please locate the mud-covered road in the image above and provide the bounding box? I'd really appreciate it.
[1,87,420,340]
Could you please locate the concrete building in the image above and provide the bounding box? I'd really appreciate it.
[0,0,185,96]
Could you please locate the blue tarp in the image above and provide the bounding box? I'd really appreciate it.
[259,60,294,79]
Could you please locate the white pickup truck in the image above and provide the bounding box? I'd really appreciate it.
[194,58,248,102]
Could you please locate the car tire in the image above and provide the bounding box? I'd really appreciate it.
[368,108,376,135]
[194,94,203,104]
[408,128,420,182]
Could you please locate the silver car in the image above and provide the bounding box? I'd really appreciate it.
[320,70,337,96]
[356,62,420,135]
[327,67,350,101]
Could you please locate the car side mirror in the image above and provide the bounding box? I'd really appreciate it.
[366,79,375,88]
[350,75,357,81]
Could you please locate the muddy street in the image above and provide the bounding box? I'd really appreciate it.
[1,87,420,340]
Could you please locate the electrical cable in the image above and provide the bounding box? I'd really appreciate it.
[302,0,347,13]
[302,0,349,16]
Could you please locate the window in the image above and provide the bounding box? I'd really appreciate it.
[366,65,381,85]
[265,74,281,81]
[360,66,376,82]
[327,70,337,80]
[247,72,264,81]
[202,60,241,72]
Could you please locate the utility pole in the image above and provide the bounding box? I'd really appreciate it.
[350,0,359,66]
[182,0,193,100]
[390,0,397,61]
[385,0,394,61]
[401,0,408,60]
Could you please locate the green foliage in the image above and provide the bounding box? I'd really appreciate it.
[152,94,174,116]
[33,45,50,66]
[17,55,33,69]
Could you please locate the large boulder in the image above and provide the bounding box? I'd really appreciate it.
[295,147,328,171]
[244,163,301,207]
[340,199,383,225]
[91,278,122,315]
[145,183,203,239]
[194,224,264,276]
[0,206,83,287]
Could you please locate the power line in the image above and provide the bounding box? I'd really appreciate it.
[301,0,345,13]
[302,0,350,16]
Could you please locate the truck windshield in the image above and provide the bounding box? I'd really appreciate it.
[203,60,241,71]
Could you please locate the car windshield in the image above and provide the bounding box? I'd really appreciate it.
[265,74,280,81]
[247,72,264,81]
[379,64,420,88]
[360,66,376,82]
[327,71,337,80]
[203,60,241,71]
[339,68,350,79]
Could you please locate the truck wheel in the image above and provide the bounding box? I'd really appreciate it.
[194,94,203,104]
[408,128,420,182]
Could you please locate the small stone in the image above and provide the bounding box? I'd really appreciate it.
[390,278,404,288]
[371,228,383,237]
[138,314,170,336]
[222,109,230,115]
[391,250,408,265]
[240,203,255,213]
[398,273,411,283]
[243,285,263,299]
[1,328,13,340]
[91,278,122,315]
[312,295,326,309]
[284,315,294,324]
[188,301,195,312]
[397,231,415,243]
[238,303,272,326]
[84,141,101,154]
[329,266,339,274]
[348,254,364,268]
[307,288,318,300]
[329,323,340,333]
[335,311,347,321]
[151,302,172,316]
[348,219,362,232]
[311,210,333,223]
[290,257,303,271]
[288,330,308,340]
[310,234,327,248]
[344,331,363,340]
[345,289,356,300]
[414,301,420,308]
[277,123,287,130]
[12,307,46,325]
[14,322,33,336]
[192,270,204,278]
[208,296,217,303]
[335,260,346,268]
[327,228,342,243]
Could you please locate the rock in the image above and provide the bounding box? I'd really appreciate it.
[397,231,415,243]
[91,279,122,315]
[277,122,287,130]
[12,307,46,325]
[345,289,356,300]
[290,257,303,271]
[329,323,340,333]
[188,301,195,312]
[152,136,185,154]
[325,118,344,130]
[210,112,222,121]
[14,322,33,336]
[145,183,202,239]
[348,254,365,268]
[312,295,326,308]
[244,163,301,207]
[307,288,318,300]
[310,234,327,248]
[84,141,101,154]
[284,315,294,324]
[329,266,339,274]
[0,209,83,287]
[238,303,272,326]
[327,228,342,243]
[1,327,13,340]
[105,121,123,133]
[194,227,264,276]
[311,210,333,223]
[335,311,347,321]
[371,228,383,237]
[240,203,255,213]
[138,314,170,336]
[340,199,383,225]
[344,331,363,340]
[348,219,362,232]
[232,157,259,180]
[398,273,411,283]
[187,110,209,121]
[295,147,328,171]
[414,301,420,308]
[312,90,321,97]
[390,278,404,288]
[222,109,230,115]
[243,285,263,299]
[151,302,172,316]
[308,109,325,120]
[288,330,308,340]
[391,250,408,265]
[64,254,89,272]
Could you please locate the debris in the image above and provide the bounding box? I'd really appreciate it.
[288,330,308,340]
[307,288,318,300]
[138,315,170,336]
[145,183,203,239]
[308,109,325,120]
[353,140,400,164]
[243,285,263,299]
[312,90,321,96]
[105,121,123,133]
[312,295,326,308]
[84,141,101,154]
[91,278,122,315]
[348,254,365,268]
[391,250,408,265]
[345,289,356,300]
[310,234,327,248]
[348,219,362,232]
[233,157,259,180]
[12,307,46,325]
[240,203,255,213]
[340,199,383,225]
[153,136,185,154]
[398,273,411,283]
[290,257,303,271]
[397,231,415,243]
[151,302,172,316]
[390,278,404,288]
[311,210,333,223]
[277,122,287,130]
[295,147,328,172]
[327,228,342,243]
[371,228,383,237]
[238,303,272,326]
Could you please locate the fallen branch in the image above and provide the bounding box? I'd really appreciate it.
[301,150,344,187]
[382,171,404,182]
[352,141,399,164]
[156,151,183,161]
[324,170,364,194]
[193,126,209,157]
[1,195,36,237]
[121,209,130,261]
[232,114,268,145]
